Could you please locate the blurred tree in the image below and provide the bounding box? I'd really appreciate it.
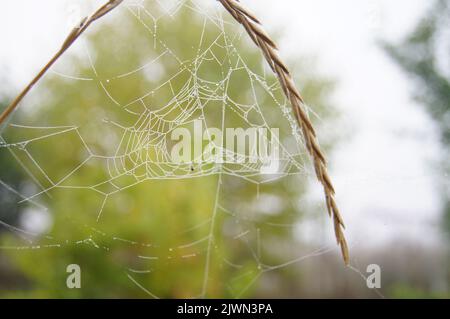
[0,100,25,231]
[383,0,450,236]
[0,1,336,298]
[0,98,30,292]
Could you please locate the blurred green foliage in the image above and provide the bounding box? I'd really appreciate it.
[389,284,450,299]
[383,0,450,236]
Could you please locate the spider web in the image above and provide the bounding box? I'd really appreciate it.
[0,0,352,298]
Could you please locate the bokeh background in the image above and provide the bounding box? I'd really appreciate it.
[0,0,449,298]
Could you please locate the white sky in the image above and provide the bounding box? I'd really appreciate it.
[0,0,443,248]
[249,0,442,248]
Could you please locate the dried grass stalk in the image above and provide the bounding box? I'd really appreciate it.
[0,0,123,125]
[218,0,349,264]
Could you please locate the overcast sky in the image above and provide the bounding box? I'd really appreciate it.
[0,0,443,248]
[249,0,442,248]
